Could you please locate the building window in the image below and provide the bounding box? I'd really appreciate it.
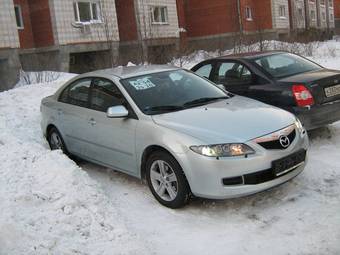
[279,5,286,18]
[322,11,326,21]
[298,8,304,19]
[151,6,168,24]
[73,1,101,23]
[245,6,253,21]
[330,13,334,21]
[310,10,316,20]
[329,0,333,8]
[14,5,24,29]
[320,0,325,6]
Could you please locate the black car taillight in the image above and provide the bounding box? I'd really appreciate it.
[292,84,315,107]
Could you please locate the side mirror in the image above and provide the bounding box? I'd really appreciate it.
[107,105,129,118]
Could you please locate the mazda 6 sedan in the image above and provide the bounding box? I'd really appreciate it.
[41,65,309,208]
[192,51,340,130]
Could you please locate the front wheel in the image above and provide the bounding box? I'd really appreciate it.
[146,151,190,209]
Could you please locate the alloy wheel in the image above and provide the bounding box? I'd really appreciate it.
[150,160,178,201]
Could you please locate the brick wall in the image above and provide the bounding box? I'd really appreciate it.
[28,0,54,48]
[115,0,138,41]
[13,0,34,49]
[335,0,340,17]
[184,0,239,37]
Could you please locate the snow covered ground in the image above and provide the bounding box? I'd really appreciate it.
[1,40,340,255]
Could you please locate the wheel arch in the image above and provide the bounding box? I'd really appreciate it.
[140,145,185,180]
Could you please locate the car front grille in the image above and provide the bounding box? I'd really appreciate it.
[257,129,296,150]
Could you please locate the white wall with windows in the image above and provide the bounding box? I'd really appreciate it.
[327,0,335,28]
[0,0,20,48]
[306,0,318,27]
[49,0,119,45]
[290,0,306,29]
[271,0,290,29]
[135,0,180,39]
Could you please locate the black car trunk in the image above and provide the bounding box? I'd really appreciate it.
[279,69,340,105]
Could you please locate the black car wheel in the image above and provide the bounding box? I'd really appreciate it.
[47,127,67,153]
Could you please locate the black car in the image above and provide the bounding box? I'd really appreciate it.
[191,51,340,130]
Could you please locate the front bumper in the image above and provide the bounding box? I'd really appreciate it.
[292,99,340,130]
[176,128,309,199]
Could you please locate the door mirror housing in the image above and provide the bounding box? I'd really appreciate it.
[107,105,129,118]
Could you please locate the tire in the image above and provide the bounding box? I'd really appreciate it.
[146,151,190,209]
[47,127,67,154]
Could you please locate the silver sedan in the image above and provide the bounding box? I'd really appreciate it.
[41,65,309,208]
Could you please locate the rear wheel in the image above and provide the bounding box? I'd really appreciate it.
[146,151,190,208]
[47,127,67,153]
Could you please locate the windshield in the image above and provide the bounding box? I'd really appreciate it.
[121,70,229,115]
[253,53,321,78]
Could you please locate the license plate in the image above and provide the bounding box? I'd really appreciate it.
[272,150,306,176]
[324,84,340,98]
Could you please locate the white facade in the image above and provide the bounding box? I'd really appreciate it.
[318,0,328,28]
[49,0,120,46]
[0,0,20,49]
[271,0,290,30]
[135,0,180,40]
[306,0,318,27]
[290,0,306,29]
[326,0,335,28]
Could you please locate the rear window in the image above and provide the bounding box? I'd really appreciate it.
[253,53,321,78]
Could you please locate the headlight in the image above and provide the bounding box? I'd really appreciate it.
[295,118,304,133]
[190,143,255,157]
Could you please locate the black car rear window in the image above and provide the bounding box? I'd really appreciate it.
[253,53,321,78]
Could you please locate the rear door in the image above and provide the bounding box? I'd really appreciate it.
[211,61,254,96]
[57,78,93,156]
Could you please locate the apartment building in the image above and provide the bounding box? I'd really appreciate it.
[335,0,340,33]
[16,0,120,74]
[289,0,307,30]
[179,0,290,50]
[0,0,21,90]
[115,0,180,64]
[304,0,335,31]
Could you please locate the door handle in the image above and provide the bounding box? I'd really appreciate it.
[88,118,96,126]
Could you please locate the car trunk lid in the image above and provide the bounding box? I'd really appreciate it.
[279,69,340,105]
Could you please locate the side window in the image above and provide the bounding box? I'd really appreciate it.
[90,78,125,112]
[59,78,91,108]
[195,64,212,79]
[215,62,252,85]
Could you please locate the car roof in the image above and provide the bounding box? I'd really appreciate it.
[82,65,181,79]
[216,50,287,60]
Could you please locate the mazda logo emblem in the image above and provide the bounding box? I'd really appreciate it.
[279,135,290,148]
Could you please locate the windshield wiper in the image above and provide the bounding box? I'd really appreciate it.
[144,105,185,114]
[183,96,229,107]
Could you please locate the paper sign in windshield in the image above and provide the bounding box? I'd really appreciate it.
[129,77,156,90]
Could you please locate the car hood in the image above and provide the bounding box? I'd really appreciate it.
[152,96,295,144]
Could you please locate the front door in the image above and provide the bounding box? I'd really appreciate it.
[85,77,138,174]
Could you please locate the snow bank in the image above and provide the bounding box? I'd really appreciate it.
[0,81,148,254]
[171,40,340,70]
[15,71,76,88]
[1,40,340,254]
